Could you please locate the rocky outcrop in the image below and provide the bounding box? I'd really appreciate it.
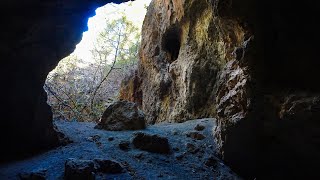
[120,0,320,179]
[95,101,145,131]
[121,0,225,124]
[0,0,129,163]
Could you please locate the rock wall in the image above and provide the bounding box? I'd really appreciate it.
[120,0,320,179]
[0,0,129,162]
[120,0,246,124]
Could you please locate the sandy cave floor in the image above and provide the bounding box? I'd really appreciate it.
[0,118,241,180]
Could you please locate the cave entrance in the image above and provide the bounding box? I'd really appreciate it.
[44,0,150,122]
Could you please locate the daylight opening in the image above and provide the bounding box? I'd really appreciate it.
[44,0,151,122]
[162,25,182,62]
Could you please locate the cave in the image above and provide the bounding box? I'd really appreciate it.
[162,25,181,62]
[1,0,320,179]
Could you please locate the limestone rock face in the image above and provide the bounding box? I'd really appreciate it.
[120,0,244,124]
[95,101,146,131]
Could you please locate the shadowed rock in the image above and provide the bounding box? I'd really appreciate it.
[93,159,124,174]
[18,169,47,180]
[132,132,170,154]
[64,158,95,180]
[95,101,145,131]
[186,131,206,140]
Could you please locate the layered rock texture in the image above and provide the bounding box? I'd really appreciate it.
[120,0,320,179]
[0,0,129,162]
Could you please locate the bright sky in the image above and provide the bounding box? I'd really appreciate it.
[73,0,151,64]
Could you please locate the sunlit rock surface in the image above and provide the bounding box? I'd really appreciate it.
[120,0,320,179]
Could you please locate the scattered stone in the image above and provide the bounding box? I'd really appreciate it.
[64,158,95,180]
[93,159,124,174]
[172,147,180,151]
[157,173,164,177]
[205,156,219,168]
[132,132,171,154]
[186,131,206,140]
[186,143,199,154]
[172,129,180,135]
[133,152,144,159]
[108,137,114,141]
[95,101,146,131]
[87,135,101,142]
[194,124,205,131]
[18,169,47,180]
[95,141,102,148]
[121,161,137,177]
[175,153,185,160]
[119,141,130,151]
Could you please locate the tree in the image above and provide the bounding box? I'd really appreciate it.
[45,16,140,122]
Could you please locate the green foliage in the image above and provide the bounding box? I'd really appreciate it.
[45,15,140,122]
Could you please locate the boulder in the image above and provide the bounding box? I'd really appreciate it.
[118,141,131,151]
[95,101,145,131]
[93,159,124,174]
[132,132,171,154]
[64,158,95,180]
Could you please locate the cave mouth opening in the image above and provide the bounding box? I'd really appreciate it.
[44,0,150,123]
[162,25,182,62]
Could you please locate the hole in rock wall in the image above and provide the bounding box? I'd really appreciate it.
[44,0,150,123]
[162,25,182,63]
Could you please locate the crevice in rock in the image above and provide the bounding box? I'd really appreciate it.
[161,25,182,63]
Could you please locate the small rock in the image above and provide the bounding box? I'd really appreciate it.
[108,137,114,141]
[172,147,180,151]
[133,152,144,159]
[119,141,130,151]
[186,131,206,140]
[158,173,164,177]
[93,159,124,174]
[64,158,95,180]
[19,169,47,180]
[132,132,171,154]
[205,156,219,168]
[172,129,180,135]
[87,135,101,142]
[175,153,185,160]
[186,143,199,154]
[194,124,205,131]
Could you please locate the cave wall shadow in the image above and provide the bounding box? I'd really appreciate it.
[0,0,129,163]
